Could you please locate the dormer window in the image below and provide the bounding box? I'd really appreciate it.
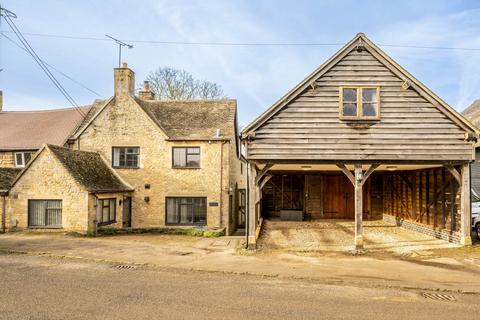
[339,87,380,120]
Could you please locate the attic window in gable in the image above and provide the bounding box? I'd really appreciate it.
[339,87,380,120]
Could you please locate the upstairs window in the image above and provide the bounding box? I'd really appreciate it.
[112,147,139,168]
[172,147,200,168]
[15,152,34,168]
[339,87,380,120]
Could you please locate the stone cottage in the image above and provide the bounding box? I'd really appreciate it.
[1,64,245,235]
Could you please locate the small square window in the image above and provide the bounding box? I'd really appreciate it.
[14,152,34,168]
[112,147,139,168]
[340,87,380,120]
[173,147,200,168]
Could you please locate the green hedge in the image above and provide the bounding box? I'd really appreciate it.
[97,227,225,237]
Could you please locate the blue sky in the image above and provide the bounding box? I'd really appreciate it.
[1,0,480,127]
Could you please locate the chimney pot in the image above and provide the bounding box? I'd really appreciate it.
[122,62,128,68]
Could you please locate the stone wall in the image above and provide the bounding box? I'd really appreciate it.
[383,214,462,244]
[75,95,238,233]
[6,148,90,232]
[0,151,14,168]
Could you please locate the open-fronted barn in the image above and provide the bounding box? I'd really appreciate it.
[241,33,477,249]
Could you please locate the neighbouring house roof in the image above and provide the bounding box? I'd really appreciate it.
[241,32,478,136]
[0,168,21,193]
[135,98,237,141]
[462,99,480,129]
[0,106,92,151]
[71,98,238,143]
[70,99,110,139]
[47,145,133,193]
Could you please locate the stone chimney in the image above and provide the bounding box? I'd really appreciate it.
[0,90,3,112]
[138,81,155,100]
[114,62,135,96]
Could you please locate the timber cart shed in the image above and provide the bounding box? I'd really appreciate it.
[241,33,478,249]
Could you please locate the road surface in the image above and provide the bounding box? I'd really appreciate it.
[0,253,477,319]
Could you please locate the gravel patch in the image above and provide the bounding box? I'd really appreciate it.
[258,219,457,254]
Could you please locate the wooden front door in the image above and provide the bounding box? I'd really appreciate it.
[323,175,354,219]
[123,197,132,227]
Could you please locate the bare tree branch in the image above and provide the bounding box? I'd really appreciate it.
[145,67,226,100]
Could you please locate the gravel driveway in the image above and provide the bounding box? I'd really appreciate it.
[258,219,458,254]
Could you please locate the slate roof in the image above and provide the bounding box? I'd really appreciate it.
[462,99,480,129]
[135,99,237,140]
[0,168,21,192]
[47,145,132,193]
[0,106,92,150]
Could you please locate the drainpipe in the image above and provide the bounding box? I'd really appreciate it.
[245,161,250,248]
[219,140,228,230]
[1,193,6,233]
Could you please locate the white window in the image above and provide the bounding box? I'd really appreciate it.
[112,147,139,168]
[14,152,34,168]
[339,87,380,120]
[172,147,200,168]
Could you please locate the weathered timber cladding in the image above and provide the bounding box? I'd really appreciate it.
[382,168,461,233]
[248,49,472,161]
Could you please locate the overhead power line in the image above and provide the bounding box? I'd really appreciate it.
[1,30,480,51]
[0,32,102,97]
[0,7,85,116]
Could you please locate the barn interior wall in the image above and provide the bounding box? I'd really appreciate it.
[261,168,461,234]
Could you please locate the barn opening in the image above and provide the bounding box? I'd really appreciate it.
[257,164,463,243]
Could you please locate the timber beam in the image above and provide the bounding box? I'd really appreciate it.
[255,163,273,185]
[445,165,461,185]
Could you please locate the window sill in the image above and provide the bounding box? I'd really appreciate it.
[28,226,63,229]
[112,166,140,170]
[172,167,201,170]
[165,223,207,226]
[98,221,117,227]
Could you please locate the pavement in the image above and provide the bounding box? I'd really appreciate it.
[1,253,478,320]
[0,228,479,295]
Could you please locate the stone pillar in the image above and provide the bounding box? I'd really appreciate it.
[114,62,135,96]
[354,164,364,249]
[460,163,472,245]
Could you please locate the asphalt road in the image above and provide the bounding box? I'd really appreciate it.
[0,253,477,320]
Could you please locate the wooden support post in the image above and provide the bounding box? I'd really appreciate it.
[247,162,258,249]
[460,163,472,245]
[354,164,364,249]
[426,171,430,225]
[442,168,446,228]
[336,163,378,250]
[433,169,438,227]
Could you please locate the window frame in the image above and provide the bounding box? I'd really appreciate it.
[14,151,34,168]
[172,147,201,169]
[112,147,140,169]
[165,197,207,226]
[97,198,117,226]
[28,199,63,229]
[339,86,381,121]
